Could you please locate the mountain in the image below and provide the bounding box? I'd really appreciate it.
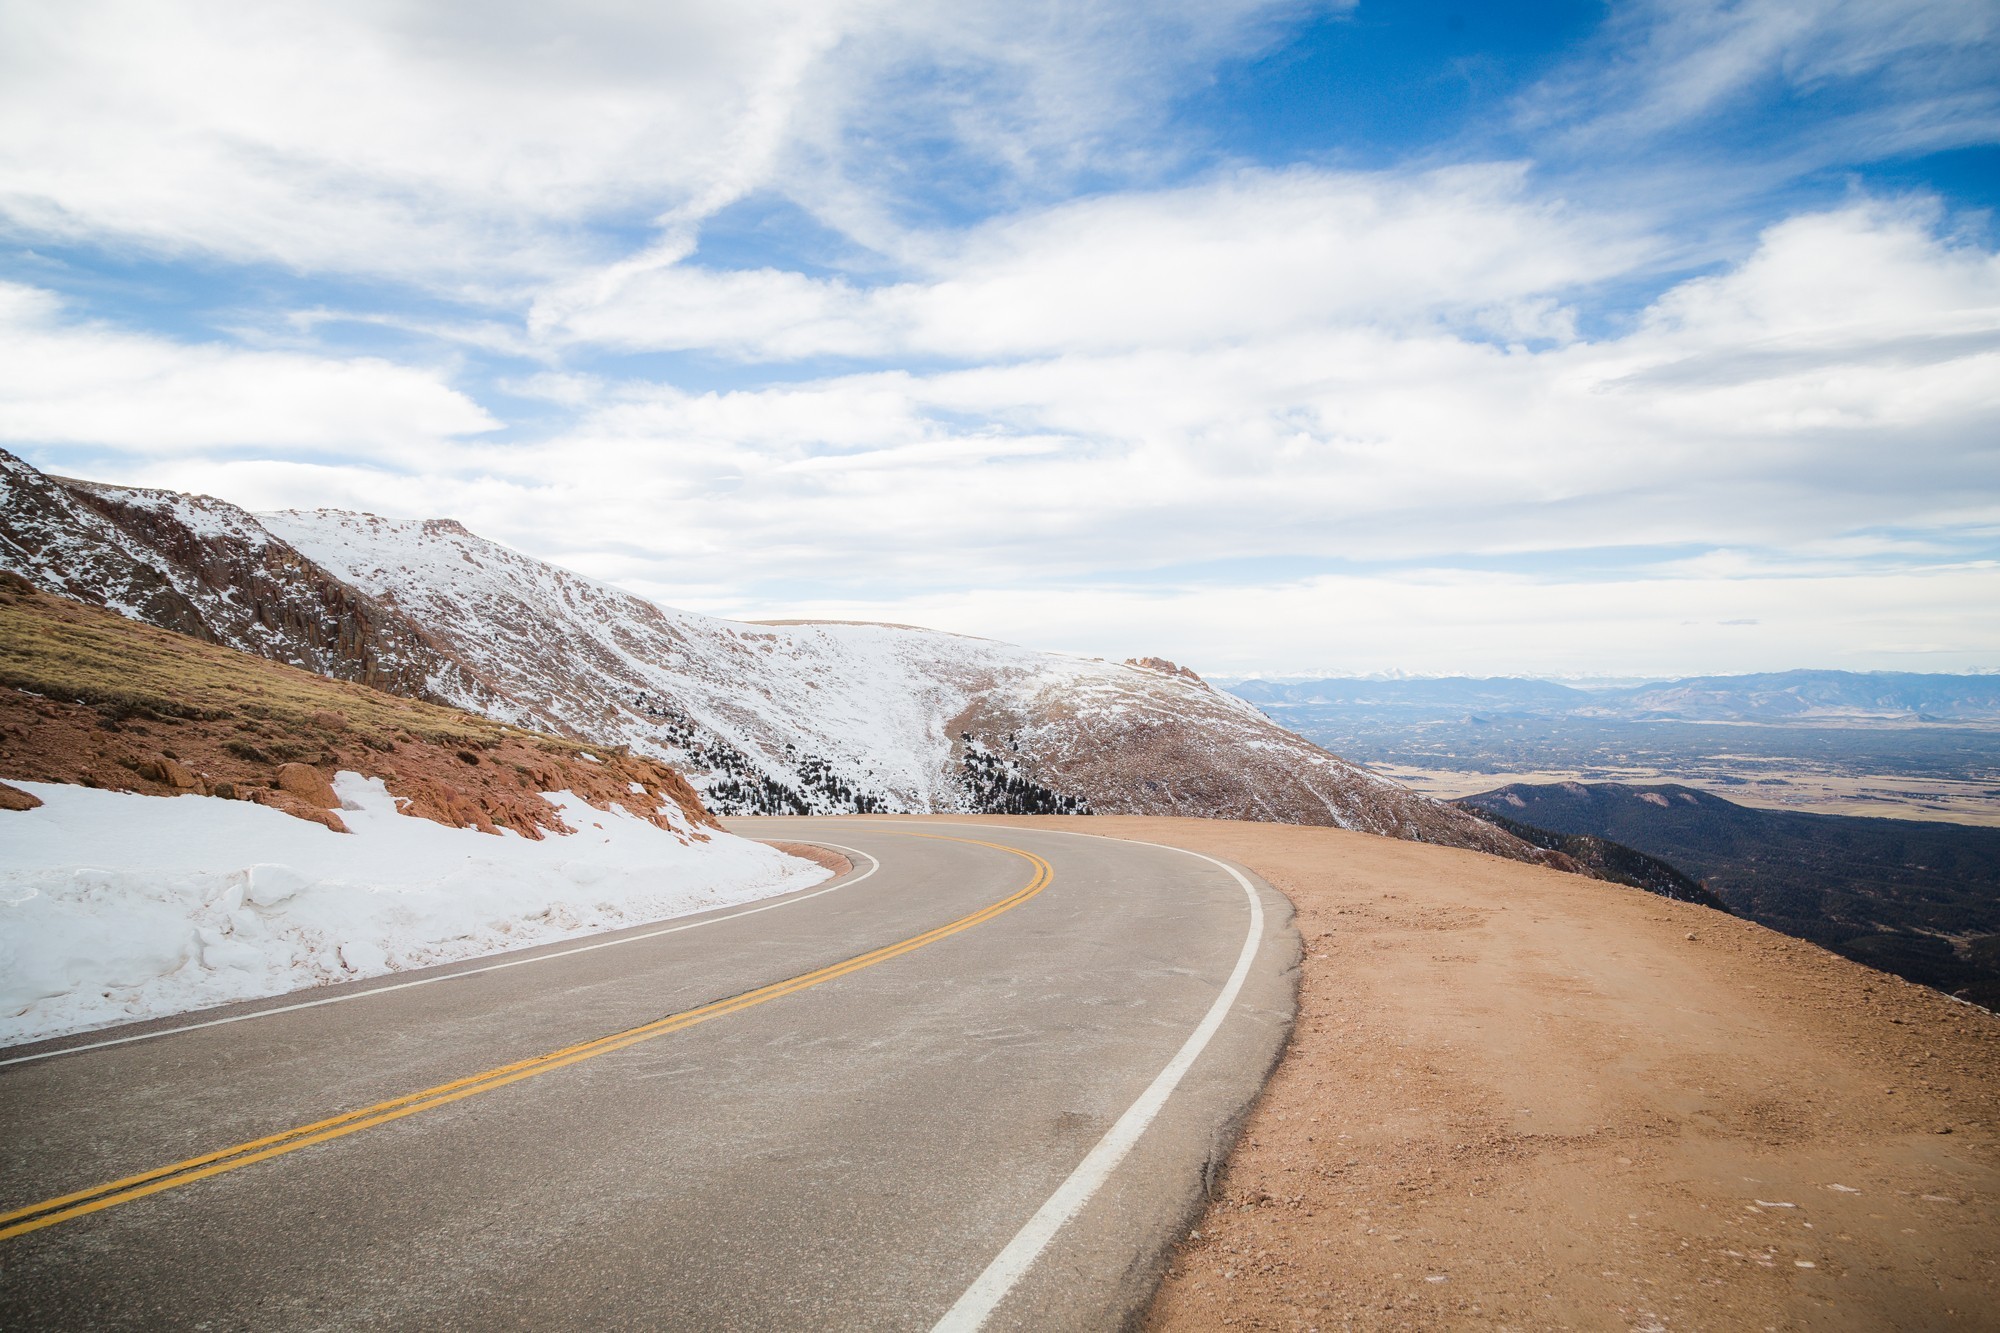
[0,571,711,839]
[1605,671,2000,723]
[0,572,846,1045]
[1228,676,1595,713]
[0,449,488,706]
[1226,671,2000,724]
[258,507,1534,849]
[0,451,1546,861]
[1458,781,2000,1007]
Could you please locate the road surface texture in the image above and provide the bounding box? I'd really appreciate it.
[0,818,1298,1330]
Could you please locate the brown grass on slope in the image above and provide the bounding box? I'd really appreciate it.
[0,574,714,839]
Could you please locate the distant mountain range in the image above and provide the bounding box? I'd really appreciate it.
[1229,672,2000,724]
[1458,781,2000,1008]
[0,448,1544,861]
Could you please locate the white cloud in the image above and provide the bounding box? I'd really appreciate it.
[538,164,1643,357]
[131,446,2000,676]
[1640,199,2000,345]
[517,200,1996,575]
[0,0,862,285]
[1609,202,2000,460]
[5,0,1992,675]
[0,0,1322,289]
[692,559,2000,678]
[0,283,496,454]
[1524,0,2000,152]
[102,196,1996,676]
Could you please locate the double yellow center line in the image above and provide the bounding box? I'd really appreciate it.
[1,833,1051,1243]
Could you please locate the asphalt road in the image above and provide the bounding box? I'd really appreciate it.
[0,817,1298,1330]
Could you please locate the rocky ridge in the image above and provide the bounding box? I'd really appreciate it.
[0,449,491,705]
[0,451,1553,863]
[261,507,1544,856]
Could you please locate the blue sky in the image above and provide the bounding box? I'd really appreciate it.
[1,0,1996,676]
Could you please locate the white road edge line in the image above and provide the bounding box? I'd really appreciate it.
[0,841,879,1069]
[929,831,1268,1333]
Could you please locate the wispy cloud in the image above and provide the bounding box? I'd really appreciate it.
[0,282,496,457]
[1521,0,2000,153]
[90,197,1996,674]
[535,163,1642,358]
[0,0,1326,291]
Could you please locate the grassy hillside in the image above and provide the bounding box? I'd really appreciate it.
[0,573,713,838]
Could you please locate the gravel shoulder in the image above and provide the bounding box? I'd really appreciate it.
[952,815,1999,1331]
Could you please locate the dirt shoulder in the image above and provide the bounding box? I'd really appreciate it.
[951,815,1999,1331]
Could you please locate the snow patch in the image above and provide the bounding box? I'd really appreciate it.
[0,776,827,1046]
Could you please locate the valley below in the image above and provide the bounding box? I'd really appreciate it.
[1369,758,2000,828]
[1227,678,2000,826]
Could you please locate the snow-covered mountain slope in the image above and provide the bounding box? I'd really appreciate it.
[0,449,1545,859]
[259,508,1542,857]
[0,448,487,705]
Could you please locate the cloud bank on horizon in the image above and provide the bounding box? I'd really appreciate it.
[2,0,1996,677]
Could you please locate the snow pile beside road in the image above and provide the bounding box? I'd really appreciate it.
[0,775,827,1047]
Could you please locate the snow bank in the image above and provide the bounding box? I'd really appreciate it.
[0,776,827,1046]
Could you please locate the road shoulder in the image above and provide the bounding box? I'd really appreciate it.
[955,815,1999,1332]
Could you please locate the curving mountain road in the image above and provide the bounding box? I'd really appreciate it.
[0,818,1298,1330]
